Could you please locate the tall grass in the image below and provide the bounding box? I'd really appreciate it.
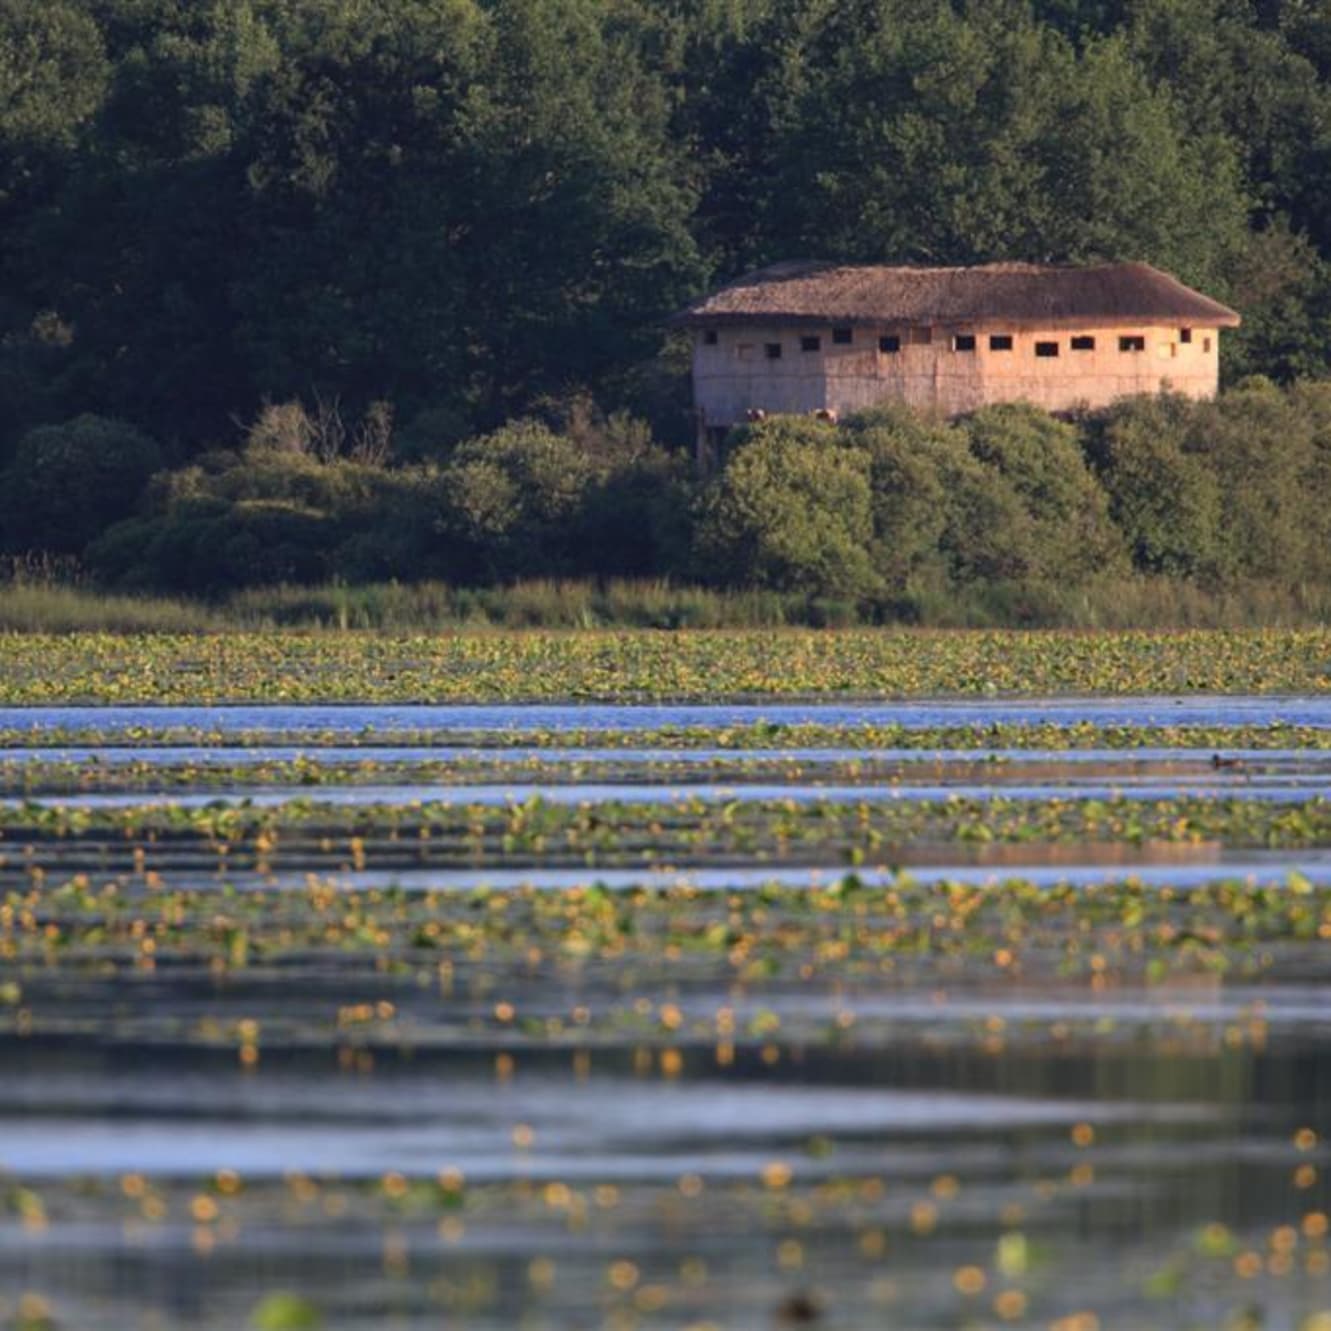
[224,579,807,629]
[3,573,1331,633]
[910,577,1331,629]
[0,582,219,633]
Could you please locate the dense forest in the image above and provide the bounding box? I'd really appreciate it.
[5,0,1331,605]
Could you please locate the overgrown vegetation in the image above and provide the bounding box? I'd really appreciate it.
[2,629,1328,704]
[5,384,1331,621]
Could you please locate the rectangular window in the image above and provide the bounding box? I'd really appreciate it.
[1119,335,1146,353]
[832,327,853,345]
[1071,335,1095,351]
[1203,336,1213,353]
[703,329,718,346]
[953,333,976,352]
[879,334,901,354]
[765,342,782,360]
[910,326,932,345]
[736,343,754,362]
[989,334,1013,351]
[1180,328,1193,344]
[1035,341,1059,358]
[800,335,821,353]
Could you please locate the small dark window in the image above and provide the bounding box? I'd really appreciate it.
[703,329,718,346]
[765,342,782,360]
[1119,335,1146,353]
[1035,341,1059,358]
[1071,335,1095,351]
[800,335,821,353]
[1180,328,1193,344]
[832,327,853,345]
[953,333,976,352]
[878,334,901,354]
[910,326,933,345]
[989,334,1013,351]
[1203,336,1212,353]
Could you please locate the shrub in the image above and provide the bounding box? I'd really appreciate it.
[960,403,1126,581]
[1,415,162,555]
[1083,395,1225,580]
[842,406,954,590]
[86,447,447,590]
[1188,381,1318,582]
[934,446,1043,585]
[394,406,472,462]
[437,421,603,579]
[89,501,334,592]
[578,449,695,578]
[692,419,881,599]
[1287,380,1331,581]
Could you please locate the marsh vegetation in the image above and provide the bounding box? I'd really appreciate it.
[1,686,1329,1329]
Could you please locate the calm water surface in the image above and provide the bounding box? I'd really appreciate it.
[4,693,1331,732]
[2,697,1329,1330]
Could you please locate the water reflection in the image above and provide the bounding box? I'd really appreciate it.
[3,693,1331,733]
[2,698,1329,1330]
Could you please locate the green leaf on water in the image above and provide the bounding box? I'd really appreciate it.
[1287,869,1313,895]
[250,1294,324,1330]
[1143,1262,1183,1298]
[996,1231,1029,1277]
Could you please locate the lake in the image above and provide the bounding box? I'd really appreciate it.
[1,698,1328,1330]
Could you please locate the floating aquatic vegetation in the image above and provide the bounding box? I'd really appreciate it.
[1,627,1330,704]
[2,688,1330,1330]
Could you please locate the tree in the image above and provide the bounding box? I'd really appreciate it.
[438,419,602,579]
[0,1,109,453]
[841,405,952,592]
[1,414,161,554]
[752,6,1249,293]
[1188,380,1320,582]
[960,402,1125,581]
[454,0,701,420]
[692,418,881,599]
[1082,394,1224,579]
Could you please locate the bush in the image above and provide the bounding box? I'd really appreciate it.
[842,406,952,591]
[1,415,162,555]
[1287,380,1331,581]
[56,385,1331,612]
[934,446,1044,585]
[577,449,695,578]
[1082,394,1225,580]
[1188,381,1319,582]
[86,447,448,591]
[438,421,602,580]
[692,419,882,599]
[960,403,1126,581]
[89,501,334,593]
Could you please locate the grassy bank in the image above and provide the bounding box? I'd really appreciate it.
[1,627,1328,704]
[4,575,1331,634]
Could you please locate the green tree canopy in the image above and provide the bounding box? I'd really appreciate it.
[693,418,882,599]
[1,414,161,554]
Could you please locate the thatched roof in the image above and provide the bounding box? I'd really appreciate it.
[675,260,1241,329]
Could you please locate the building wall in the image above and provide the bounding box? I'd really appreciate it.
[691,321,1222,432]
